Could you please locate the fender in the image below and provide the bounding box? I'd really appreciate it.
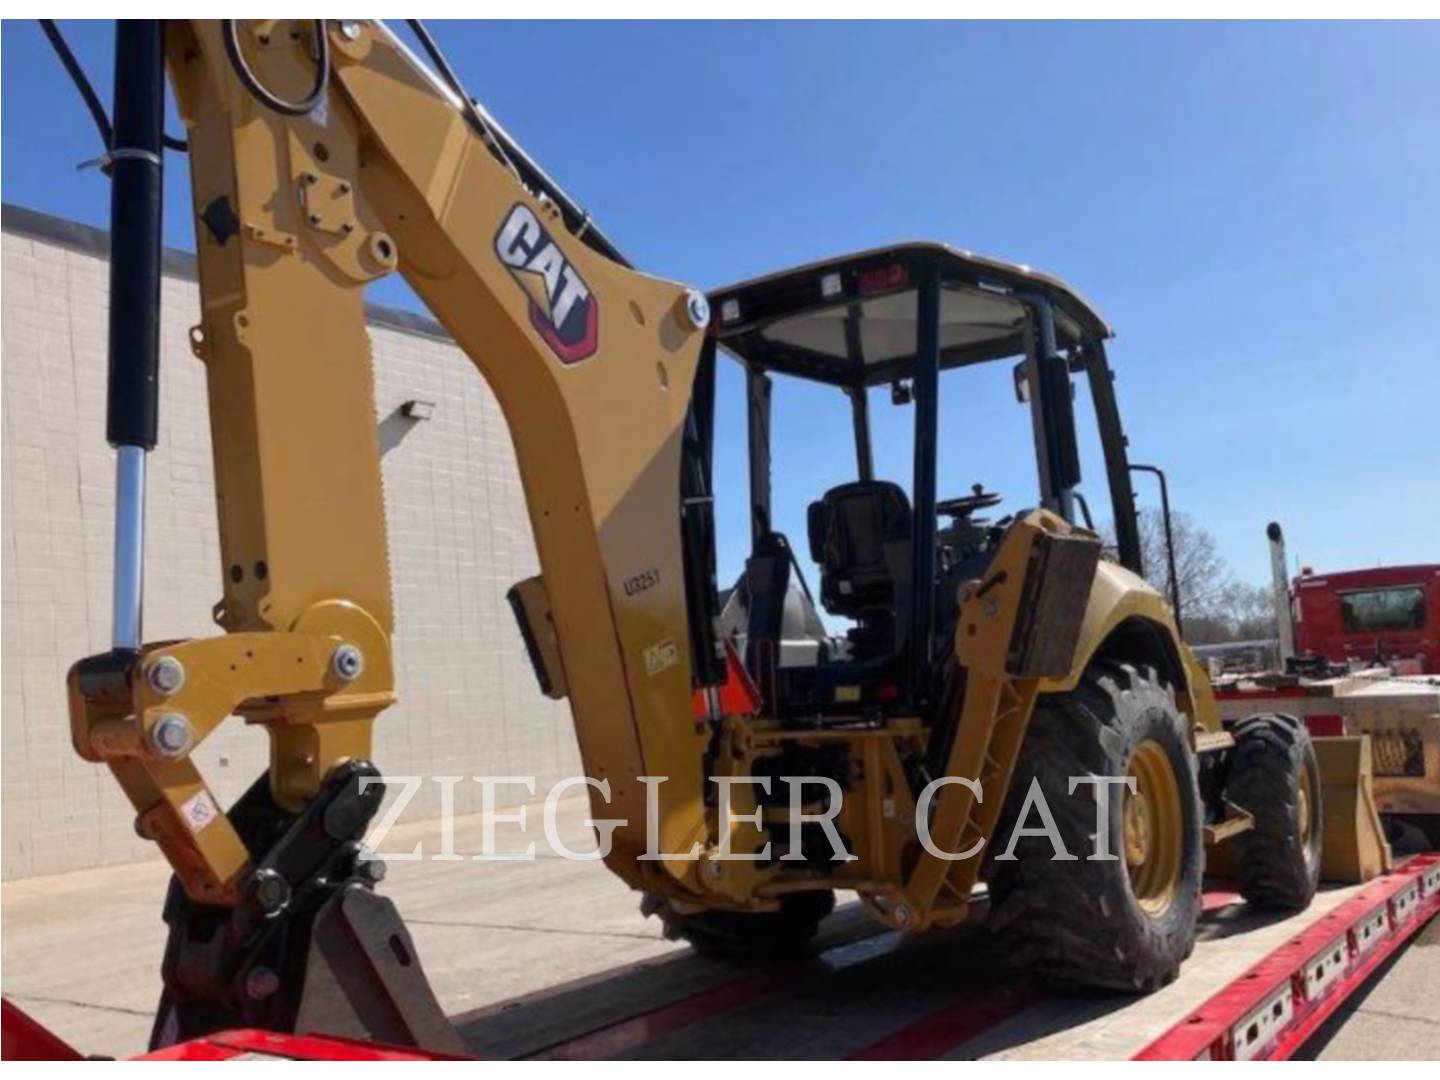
[1038,560,1221,732]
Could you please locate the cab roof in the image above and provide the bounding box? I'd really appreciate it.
[709,242,1112,388]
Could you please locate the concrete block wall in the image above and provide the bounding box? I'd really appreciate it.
[0,207,579,879]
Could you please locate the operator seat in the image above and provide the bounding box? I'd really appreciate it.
[807,480,913,658]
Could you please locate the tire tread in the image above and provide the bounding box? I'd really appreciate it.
[1226,713,1322,910]
[986,661,1203,993]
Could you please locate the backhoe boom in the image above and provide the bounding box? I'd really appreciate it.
[66,18,711,1049]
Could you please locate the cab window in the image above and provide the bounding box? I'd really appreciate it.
[1339,586,1426,633]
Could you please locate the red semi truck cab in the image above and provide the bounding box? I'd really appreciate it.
[1292,564,1440,673]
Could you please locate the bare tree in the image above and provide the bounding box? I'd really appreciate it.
[1218,580,1279,642]
[1102,510,1283,646]
[1105,507,1233,619]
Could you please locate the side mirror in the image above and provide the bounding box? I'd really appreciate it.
[1042,353,1082,490]
[1015,358,1078,406]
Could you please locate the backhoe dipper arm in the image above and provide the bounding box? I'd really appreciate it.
[64,19,711,1048]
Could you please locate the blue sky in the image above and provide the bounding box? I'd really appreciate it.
[4,20,1436,591]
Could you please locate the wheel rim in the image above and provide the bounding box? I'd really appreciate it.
[1125,739,1183,916]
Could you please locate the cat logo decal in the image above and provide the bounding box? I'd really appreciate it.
[494,203,598,364]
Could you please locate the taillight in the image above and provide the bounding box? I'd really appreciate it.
[858,263,907,296]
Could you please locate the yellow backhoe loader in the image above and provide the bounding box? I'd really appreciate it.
[51,18,1389,1053]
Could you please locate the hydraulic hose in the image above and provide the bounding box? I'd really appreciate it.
[39,20,187,153]
[221,19,329,117]
[404,18,631,268]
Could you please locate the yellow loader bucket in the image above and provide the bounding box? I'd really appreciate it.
[1314,735,1392,883]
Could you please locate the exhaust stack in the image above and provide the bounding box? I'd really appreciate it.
[1267,521,1296,665]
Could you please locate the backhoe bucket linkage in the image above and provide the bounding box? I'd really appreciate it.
[151,760,464,1055]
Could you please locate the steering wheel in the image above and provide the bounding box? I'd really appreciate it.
[936,483,1003,520]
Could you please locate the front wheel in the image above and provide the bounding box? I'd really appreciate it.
[1225,713,1322,910]
[986,661,1203,993]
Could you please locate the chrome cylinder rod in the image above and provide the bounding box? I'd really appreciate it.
[111,445,148,651]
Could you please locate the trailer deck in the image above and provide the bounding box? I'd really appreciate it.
[447,855,1440,1061]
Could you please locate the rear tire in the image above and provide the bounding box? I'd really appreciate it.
[641,889,835,960]
[986,661,1203,993]
[1225,713,1322,910]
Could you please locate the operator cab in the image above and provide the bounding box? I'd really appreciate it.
[683,243,1142,721]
